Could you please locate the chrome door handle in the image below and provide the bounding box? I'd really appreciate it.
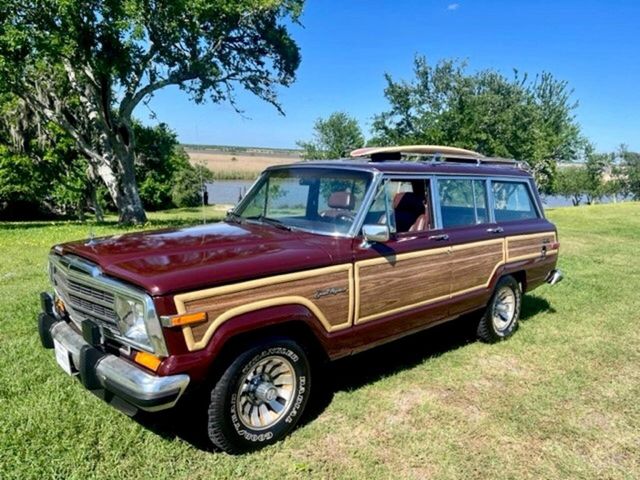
[486,227,504,234]
[428,234,449,241]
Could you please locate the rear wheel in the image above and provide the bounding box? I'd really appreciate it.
[207,338,311,453]
[477,275,522,343]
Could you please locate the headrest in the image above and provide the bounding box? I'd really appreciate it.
[393,192,425,214]
[328,191,354,209]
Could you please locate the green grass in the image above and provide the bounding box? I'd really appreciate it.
[1,203,639,479]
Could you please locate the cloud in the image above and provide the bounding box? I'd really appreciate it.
[447,3,460,10]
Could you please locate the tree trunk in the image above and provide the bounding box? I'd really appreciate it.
[90,182,104,222]
[92,124,147,225]
[96,153,147,225]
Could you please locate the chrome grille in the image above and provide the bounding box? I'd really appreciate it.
[47,253,169,357]
[50,258,119,333]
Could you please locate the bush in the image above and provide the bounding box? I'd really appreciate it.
[170,165,214,207]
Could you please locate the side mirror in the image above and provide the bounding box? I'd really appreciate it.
[362,224,390,244]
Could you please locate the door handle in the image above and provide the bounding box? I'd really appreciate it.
[428,234,449,241]
[486,227,504,234]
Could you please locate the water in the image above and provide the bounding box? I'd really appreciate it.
[204,180,254,206]
[205,181,624,209]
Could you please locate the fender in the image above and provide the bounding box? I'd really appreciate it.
[157,303,334,382]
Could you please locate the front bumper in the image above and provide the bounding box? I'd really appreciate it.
[38,294,189,413]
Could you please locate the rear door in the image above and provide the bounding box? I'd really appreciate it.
[434,176,505,316]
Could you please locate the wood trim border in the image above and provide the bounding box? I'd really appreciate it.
[173,232,556,351]
[355,238,505,324]
[506,232,558,262]
[174,264,353,351]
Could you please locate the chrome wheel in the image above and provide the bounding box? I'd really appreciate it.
[236,355,296,430]
[492,286,516,332]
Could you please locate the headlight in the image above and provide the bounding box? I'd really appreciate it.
[114,295,151,350]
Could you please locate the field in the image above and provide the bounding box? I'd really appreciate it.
[1,203,639,479]
[185,145,301,180]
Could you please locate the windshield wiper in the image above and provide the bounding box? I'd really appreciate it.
[250,215,293,231]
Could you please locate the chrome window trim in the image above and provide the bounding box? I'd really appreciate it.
[434,176,493,229]
[231,167,541,237]
[349,170,383,237]
[49,254,168,357]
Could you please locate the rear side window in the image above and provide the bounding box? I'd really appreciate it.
[492,181,539,222]
[438,179,489,228]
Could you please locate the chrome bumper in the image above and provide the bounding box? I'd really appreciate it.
[42,314,189,412]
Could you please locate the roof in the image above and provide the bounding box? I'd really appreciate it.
[267,159,532,178]
[267,145,532,178]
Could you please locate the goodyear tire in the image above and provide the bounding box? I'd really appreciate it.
[207,338,311,453]
[477,275,522,343]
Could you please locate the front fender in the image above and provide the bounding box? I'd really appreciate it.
[157,303,331,383]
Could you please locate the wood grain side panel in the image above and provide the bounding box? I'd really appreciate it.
[451,242,505,294]
[186,270,351,343]
[507,232,557,261]
[356,250,451,322]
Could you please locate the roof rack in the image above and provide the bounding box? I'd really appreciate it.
[349,145,529,170]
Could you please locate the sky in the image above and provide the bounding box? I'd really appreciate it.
[143,0,640,153]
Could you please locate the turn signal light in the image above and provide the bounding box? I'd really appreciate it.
[134,351,162,371]
[163,311,208,327]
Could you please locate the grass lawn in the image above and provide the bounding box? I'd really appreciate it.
[1,203,639,479]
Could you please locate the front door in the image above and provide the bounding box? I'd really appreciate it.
[353,177,451,331]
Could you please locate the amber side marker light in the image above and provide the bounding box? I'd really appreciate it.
[134,351,162,371]
[161,311,208,328]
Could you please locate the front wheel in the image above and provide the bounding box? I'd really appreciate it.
[477,275,522,343]
[207,338,311,453]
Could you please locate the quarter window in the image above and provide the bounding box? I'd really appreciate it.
[492,181,539,222]
[438,179,489,228]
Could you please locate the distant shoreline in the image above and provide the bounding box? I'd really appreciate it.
[184,144,301,180]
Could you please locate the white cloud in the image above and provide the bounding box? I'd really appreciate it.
[447,3,460,10]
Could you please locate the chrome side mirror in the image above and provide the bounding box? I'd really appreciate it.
[362,224,390,244]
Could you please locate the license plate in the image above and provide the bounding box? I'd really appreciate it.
[53,339,74,376]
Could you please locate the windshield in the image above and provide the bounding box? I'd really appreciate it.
[234,167,373,235]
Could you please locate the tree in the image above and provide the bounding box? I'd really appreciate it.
[171,165,214,207]
[0,0,303,223]
[583,147,613,204]
[553,166,590,206]
[619,145,640,200]
[298,112,365,159]
[134,122,193,210]
[371,57,585,192]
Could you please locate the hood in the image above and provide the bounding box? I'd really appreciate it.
[55,222,336,296]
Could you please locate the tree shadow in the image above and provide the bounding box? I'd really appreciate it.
[133,294,555,452]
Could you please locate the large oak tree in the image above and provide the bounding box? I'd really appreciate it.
[0,0,303,223]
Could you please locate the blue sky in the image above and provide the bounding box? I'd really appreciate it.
[144,0,640,152]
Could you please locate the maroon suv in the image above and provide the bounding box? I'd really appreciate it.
[38,145,562,453]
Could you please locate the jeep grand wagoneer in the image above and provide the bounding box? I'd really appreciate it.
[38,145,562,453]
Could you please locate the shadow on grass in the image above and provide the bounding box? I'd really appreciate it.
[134,294,554,452]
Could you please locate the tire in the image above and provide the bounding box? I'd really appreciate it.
[207,338,311,453]
[477,275,522,343]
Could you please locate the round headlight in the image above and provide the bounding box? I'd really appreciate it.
[114,295,150,348]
